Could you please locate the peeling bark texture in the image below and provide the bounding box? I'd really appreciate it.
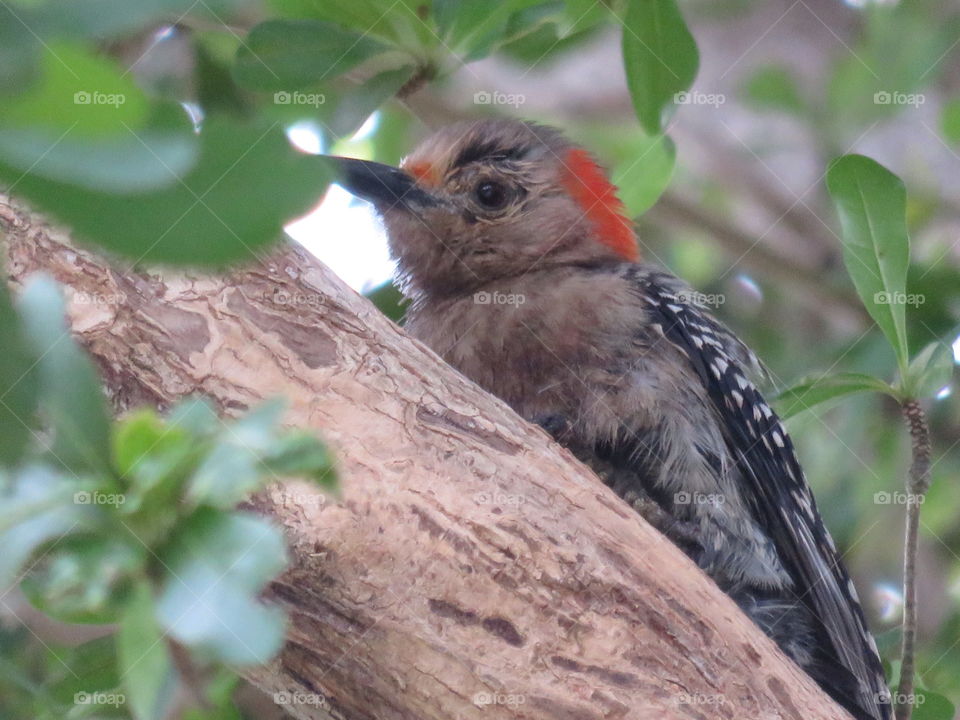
[1,193,852,720]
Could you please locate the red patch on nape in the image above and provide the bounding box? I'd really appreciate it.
[404,160,441,188]
[560,148,638,261]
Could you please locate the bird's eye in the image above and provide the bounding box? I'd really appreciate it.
[474,181,508,209]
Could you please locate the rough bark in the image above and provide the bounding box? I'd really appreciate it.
[1,193,852,720]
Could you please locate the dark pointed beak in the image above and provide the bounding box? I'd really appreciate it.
[331,157,438,212]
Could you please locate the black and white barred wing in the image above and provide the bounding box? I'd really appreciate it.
[638,274,891,720]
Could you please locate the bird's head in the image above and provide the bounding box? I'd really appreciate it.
[334,119,638,298]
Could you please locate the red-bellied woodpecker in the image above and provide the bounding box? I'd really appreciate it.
[333,119,891,720]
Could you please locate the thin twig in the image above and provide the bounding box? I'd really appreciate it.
[168,638,214,712]
[895,399,932,720]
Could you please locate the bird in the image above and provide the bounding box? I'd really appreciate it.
[332,118,891,720]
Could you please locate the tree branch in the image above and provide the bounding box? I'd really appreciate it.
[895,400,932,720]
[1,192,854,720]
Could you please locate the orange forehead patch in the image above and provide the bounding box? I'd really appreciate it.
[404,160,442,188]
[559,148,638,262]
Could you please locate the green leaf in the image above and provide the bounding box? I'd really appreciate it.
[0,119,333,267]
[18,275,112,476]
[365,280,406,323]
[185,398,333,505]
[0,104,198,193]
[314,65,415,139]
[621,0,699,136]
[941,97,960,145]
[558,0,609,37]
[182,668,243,720]
[0,4,40,95]
[370,107,412,166]
[611,133,676,216]
[195,40,252,118]
[434,0,543,60]
[775,372,896,419]
[265,0,408,44]
[901,341,953,399]
[826,155,911,374]
[743,65,804,114]
[20,534,142,623]
[118,581,177,720]
[825,10,953,128]
[911,690,955,720]
[166,396,220,436]
[1,43,149,136]
[185,399,285,508]
[30,0,253,41]
[0,465,92,590]
[155,509,287,665]
[114,410,185,481]
[41,635,123,710]
[263,431,336,488]
[112,409,198,527]
[234,19,387,92]
[0,272,39,468]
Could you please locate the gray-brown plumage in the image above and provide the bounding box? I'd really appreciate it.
[333,119,891,720]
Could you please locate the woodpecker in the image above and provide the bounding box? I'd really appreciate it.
[333,119,891,720]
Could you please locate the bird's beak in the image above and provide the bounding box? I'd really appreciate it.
[331,157,438,212]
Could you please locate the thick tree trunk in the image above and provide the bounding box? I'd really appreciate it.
[1,193,850,720]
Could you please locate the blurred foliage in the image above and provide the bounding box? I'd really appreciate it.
[0,277,335,719]
[1,0,959,717]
